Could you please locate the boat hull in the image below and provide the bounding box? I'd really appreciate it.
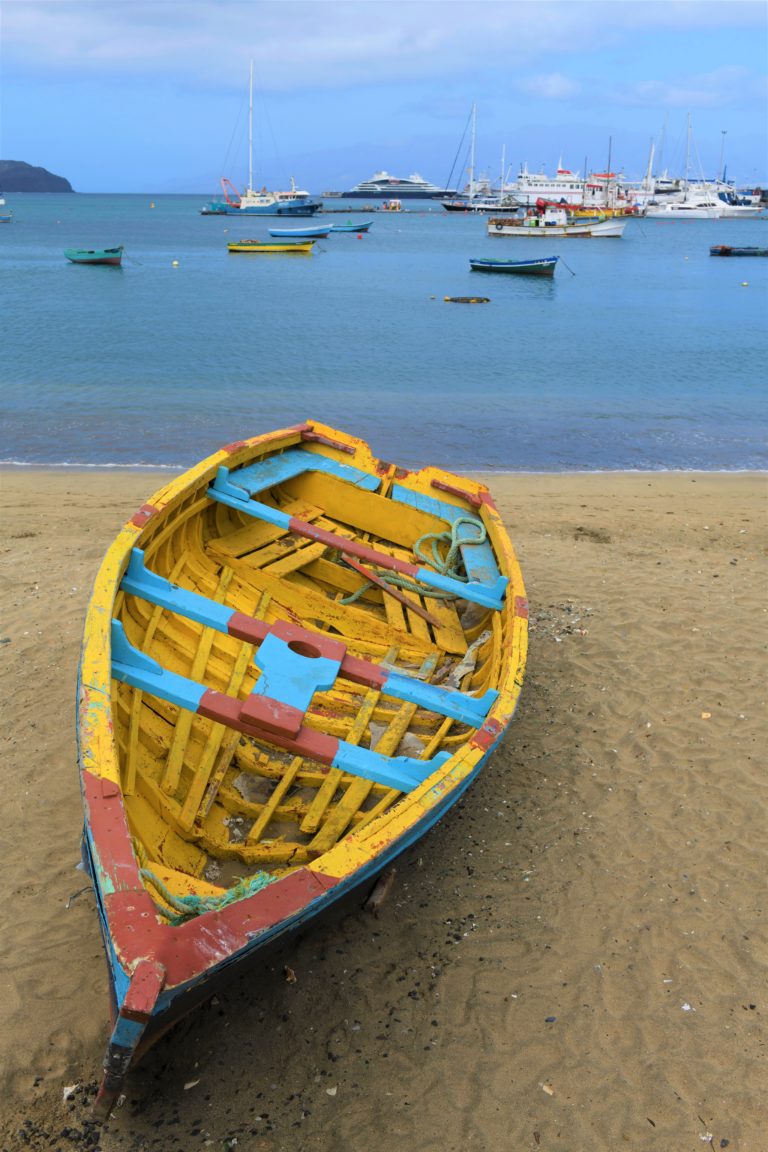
[268,225,330,238]
[202,200,322,217]
[710,245,768,257]
[488,217,625,238]
[330,221,374,232]
[470,256,558,276]
[227,240,315,253]
[78,421,528,1115]
[65,246,124,265]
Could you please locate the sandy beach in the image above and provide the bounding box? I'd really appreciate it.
[0,467,765,1152]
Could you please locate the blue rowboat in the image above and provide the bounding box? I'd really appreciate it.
[470,255,558,277]
[709,245,768,257]
[330,220,374,233]
[65,246,124,266]
[78,420,528,1116]
[268,224,331,238]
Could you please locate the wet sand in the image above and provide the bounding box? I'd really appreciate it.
[0,468,765,1151]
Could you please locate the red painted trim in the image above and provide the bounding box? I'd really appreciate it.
[129,503,160,528]
[221,440,250,455]
[289,516,419,577]
[103,869,339,988]
[122,959,166,1021]
[240,693,305,738]
[301,429,355,454]
[470,718,504,750]
[430,479,483,508]
[514,596,529,619]
[198,689,340,764]
[228,611,270,645]
[82,770,341,988]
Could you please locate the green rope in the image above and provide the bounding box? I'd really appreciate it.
[141,869,274,924]
[338,515,487,605]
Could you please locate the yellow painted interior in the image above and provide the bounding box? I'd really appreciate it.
[79,422,527,916]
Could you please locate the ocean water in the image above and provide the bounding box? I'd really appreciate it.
[1,193,766,472]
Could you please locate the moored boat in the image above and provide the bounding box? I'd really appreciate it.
[709,245,768,257]
[227,239,315,254]
[268,224,331,238]
[77,420,528,1115]
[488,206,625,238]
[330,220,374,232]
[470,255,558,276]
[64,245,124,265]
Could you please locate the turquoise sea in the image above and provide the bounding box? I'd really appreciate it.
[1,193,766,472]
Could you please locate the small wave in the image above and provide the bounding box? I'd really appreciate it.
[0,460,183,471]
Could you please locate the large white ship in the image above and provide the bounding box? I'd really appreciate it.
[344,170,455,198]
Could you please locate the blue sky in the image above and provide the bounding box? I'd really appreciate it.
[1,1,766,193]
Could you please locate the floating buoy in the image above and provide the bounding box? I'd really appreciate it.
[172,260,179,267]
[444,296,490,304]
[742,281,749,287]
[150,202,155,209]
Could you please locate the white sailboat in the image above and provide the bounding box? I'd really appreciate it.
[201,62,322,217]
[645,116,720,219]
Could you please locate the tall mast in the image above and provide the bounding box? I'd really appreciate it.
[248,60,254,191]
[684,112,691,193]
[468,103,477,197]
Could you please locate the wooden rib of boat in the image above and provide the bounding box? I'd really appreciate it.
[330,220,374,233]
[64,246,124,266]
[227,239,315,253]
[709,245,768,257]
[78,420,528,1116]
[268,225,331,238]
[470,255,558,277]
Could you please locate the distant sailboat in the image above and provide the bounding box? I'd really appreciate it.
[201,62,322,217]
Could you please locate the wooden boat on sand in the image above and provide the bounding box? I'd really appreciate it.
[78,420,528,1115]
[470,255,558,277]
[228,239,315,253]
[709,245,768,257]
[65,246,124,266]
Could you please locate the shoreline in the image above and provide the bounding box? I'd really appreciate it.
[1,468,765,1150]
[2,462,767,476]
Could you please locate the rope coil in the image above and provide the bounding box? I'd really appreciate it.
[339,515,487,604]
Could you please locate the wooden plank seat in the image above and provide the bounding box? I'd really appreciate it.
[111,620,451,793]
[120,548,498,727]
[208,466,509,610]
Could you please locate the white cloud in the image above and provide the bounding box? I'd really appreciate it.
[518,73,582,100]
[3,1,765,91]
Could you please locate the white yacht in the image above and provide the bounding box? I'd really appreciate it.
[344,171,455,198]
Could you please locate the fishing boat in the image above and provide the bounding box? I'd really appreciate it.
[470,255,558,277]
[64,246,124,266]
[200,63,321,218]
[227,239,315,254]
[330,220,374,233]
[268,224,331,238]
[488,206,625,238]
[709,245,768,257]
[77,420,528,1115]
[0,210,12,223]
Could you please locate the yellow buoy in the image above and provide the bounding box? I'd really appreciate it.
[172,260,179,267]
[742,281,749,287]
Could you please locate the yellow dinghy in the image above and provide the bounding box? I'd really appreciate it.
[78,421,528,1114]
[227,238,315,254]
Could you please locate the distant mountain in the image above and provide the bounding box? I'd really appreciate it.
[0,160,74,192]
